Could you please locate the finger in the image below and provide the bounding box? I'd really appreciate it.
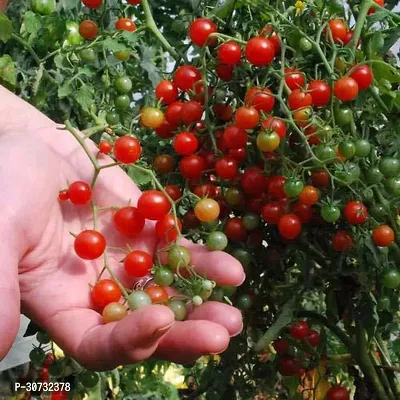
[43,305,174,371]
[188,302,243,337]
[154,320,230,364]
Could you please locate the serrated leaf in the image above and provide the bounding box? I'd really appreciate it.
[0,55,16,88]
[23,11,41,34]
[0,13,13,43]
[121,30,140,45]
[128,166,152,186]
[58,80,72,98]
[103,37,128,52]
[367,31,385,56]
[75,84,94,112]
[354,292,378,342]
[23,321,40,337]
[140,45,160,88]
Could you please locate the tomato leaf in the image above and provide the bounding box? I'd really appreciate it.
[0,14,13,43]
[140,45,160,87]
[328,0,345,15]
[75,84,94,112]
[58,80,73,98]
[103,37,128,52]
[209,0,237,19]
[0,54,16,89]
[354,292,378,343]
[23,11,42,34]
[128,166,153,187]
[367,31,384,56]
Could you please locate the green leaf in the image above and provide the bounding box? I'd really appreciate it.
[282,376,302,399]
[382,27,400,54]
[393,338,400,355]
[328,0,345,15]
[59,0,80,10]
[0,55,16,88]
[103,37,128,52]
[367,31,384,56]
[128,166,152,186]
[254,295,297,352]
[140,45,160,88]
[23,11,42,34]
[0,14,13,43]
[75,84,94,112]
[209,0,237,19]
[58,80,72,98]
[354,292,378,342]
[372,60,400,83]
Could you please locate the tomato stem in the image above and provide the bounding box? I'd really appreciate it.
[349,0,371,61]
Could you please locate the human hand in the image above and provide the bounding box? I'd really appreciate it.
[0,86,245,370]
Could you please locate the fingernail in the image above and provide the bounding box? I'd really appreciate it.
[230,322,244,338]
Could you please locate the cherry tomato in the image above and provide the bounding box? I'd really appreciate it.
[350,65,373,90]
[79,20,98,39]
[245,37,275,66]
[91,279,122,309]
[267,175,287,199]
[180,100,203,125]
[173,131,199,155]
[235,106,260,129]
[115,76,132,94]
[165,184,182,201]
[332,231,354,251]
[293,107,312,126]
[141,107,165,128]
[326,386,350,400]
[307,329,320,347]
[194,183,218,198]
[174,65,202,91]
[328,19,347,43]
[74,230,106,260]
[51,391,69,400]
[113,136,141,164]
[58,190,69,201]
[154,154,174,174]
[288,89,312,110]
[291,202,313,223]
[191,81,213,105]
[379,157,400,177]
[168,246,191,270]
[145,286,169,304]
[155,214,182,242]
[262,117,287,139]
[224,217,246,241]
[99,140,112,154]
[82,0,102,8]
[223,125,248,149]
[278,356,301,376]
[218,41,241,65]
[241,167,265,194]
[245,87,275,113]
[262,201,285,224]
[114,206,145,237]
[102,302,127,323]
[382,270,400,289]
[137,190,170,220]
[311,170,330,187]
[278,214,302,239]
[334,77,359,102]
[299,185,320,205]
[194,198,220,222]
[290,320,309,339]
[307,80,331,107]
[213,104,234,121]
[343,200,368,224]
[372,225,394,247]
[259,25,281,54]
[128,0,141,4]
[165,101,183,126]
[284,179,304,198]
[256,131,280,152]
[273,338,289,354]
[321,205,341,223]
[79,372,100,388]
[189,18,217,47]
[124,250,153,277]
[114,50,131,61]
[115,18,136,32]
[216,64,234,81]
[284,68,305,90]
[368,0,384,14]
[180,155,205,179]
[68,181,92,205]
[155,80,179,105]
[32,0,56,14]
[215,157,238,179]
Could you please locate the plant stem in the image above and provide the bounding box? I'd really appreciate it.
[349,0,371,62]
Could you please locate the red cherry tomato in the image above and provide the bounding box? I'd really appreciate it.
[91,279,122,309]
[165,101,184,126]
[155,80,179,105]
[307,80,331,107]
[267,175,287,199]
[334,77,359,101]
[180,155,205,179]
[278,214,302,239]
[273,338,289,354]
[350,65,373,90]
[189,18,217,47]
[155,214,182,242]
[343,200,368,224]
[229,147,247,163]
[311,170,330,187]
[215,157,238,179]
[155,119,176,139]
[165,184,182,201]
[74,230,106,260]
[290,320,309,339]
[224,217,246,241]
[245,87,275,113]
[180,100,204,125]
[98,140,112,154]
[328,19,347,43]
[278,356,301,376]
[235,106,260,129]
[113,136,142,164]
[372,224,394,247]
[307,329,320,347]
[223,125,248,149]
[241,167,265,194]
[262,201,285,224]
[82,0,102,8]
[194,183,218,198]
[261,117,287,139]
[124,250,153,277]
[326,386,350,400]
[115,18,136,32]
[299,185,320,206]
[284,68,305,90]
[332,231,354,251]
[213,104,234,121]
[288,89,312,110]
[137,190,170,221]
[216,64,234,81]
[79,20,98,39]
[218,41,242,65]
[145,285,169,303]
[174,65,202,91]
[68,181,92,205]
[58,189,69,201]
[260,25,281,54]
[368,0,384,14]
[245,37,275,66]
[114,206,145,237]
[173,131,199,155]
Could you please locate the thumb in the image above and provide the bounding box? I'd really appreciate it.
[0,228,21,361]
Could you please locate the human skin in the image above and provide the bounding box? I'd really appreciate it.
[0,85,245,370]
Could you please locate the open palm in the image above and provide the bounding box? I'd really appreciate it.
[0,87,245,370]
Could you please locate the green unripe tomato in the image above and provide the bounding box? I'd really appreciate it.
[64,22,83,46]
[338,141,356,158]
[242,213,261,230]
[128,291,152,310]
[79,371,99,388]
[237,294,253,310]
[384,177,400,196]
[206,231,228,251]
[371,204,386,221]
[224,187,244,206]
[354,139,371,158]
[334,107,353,126]
[284,179,304,198]
[379,157,400,178]
[167,246,191,270]
[114,76,133,94]
[299,37,313,51]
[317,125,333,141]
[29,348,46,364]
[315,145,336,163]
[106,111,120,125]
[232,248,252,269]
[32,0,55,15]
[168,300,187,321]
[222,285,237,297]
[382,270,400,289]
[209,287,225,302]
[114,50,131,61]
[364,166,383,184]
[154,267,174,286]
[115,95,130,110]
[321,205,340,223]
[79,48,96,64]
[378,296,391,311]
[36,331,51,344]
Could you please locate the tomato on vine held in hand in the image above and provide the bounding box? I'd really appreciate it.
[206,231,228,251]
[137,190,170,220]
[82,0,102,8]
[168,245,191,270]
[180,100,204,125]
[145,286,169,304]
[194,198,220,222]
[290,320,309,339]
[288,89,312,110]
[114,206,145,237]
[79,20,98,39]
[98,140,112,154]
[216,64,234,81]
[382,270,400,289]
[154,154,174,174]
[58,190,69,201]
[334,77,359,102]
[189,18,217,47]
[115,18,136,32]
[235,106,260,129]
[284,68,305,90]
[273,338,289,354]
[267,175,287,199]
[223,125,248,149]
[194,183,218,198]
[155,80,179,105]
[372,225,394,247]
[124,250,153,277]
[327,19,347,43]
[343,200,368,224]
[128,291,152,310]
[155,214,182,242]
[245,87,275,113]
[298,185,320,206]
[74,230,106,260]
[224,217,246,241]
[180,155,205,179]
[245,37,275,66]
[141,107,165,128]
[278,214,302,240]
[332,231,354,251]
[217,41,242,65]
[256,131,280,152]
[216,157,238,179]
[262,117,286,139]
[174,65,202,91]
[350,65,373,90]
[262,202,285,224]
[102,302,128,323]
[91,279,122,309]
[368,0,384,14]
[307,80,331,107]
[326,386,350,400]
[113,136,142,164]
[67,181,92,205]
[173,131,199,155]
[165,184,182,201]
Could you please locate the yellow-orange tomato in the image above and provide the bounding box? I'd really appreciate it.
[293,107,312,126]
[141,107,165,128]
[194,198,220,222]
[299,185,320,206]
[102,302,128,323]
[256,131,280,152]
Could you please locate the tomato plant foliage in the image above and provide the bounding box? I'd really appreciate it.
[1,0,400,398]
